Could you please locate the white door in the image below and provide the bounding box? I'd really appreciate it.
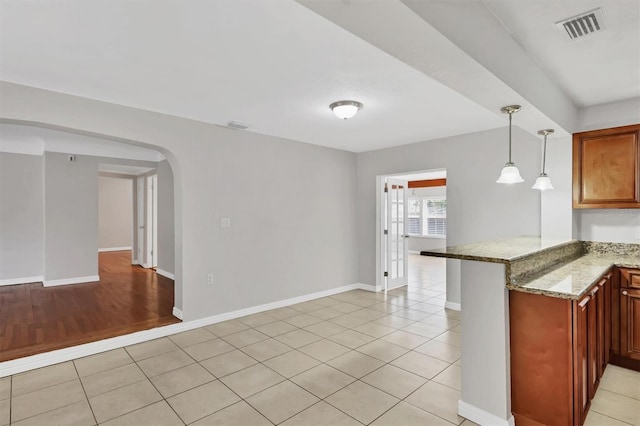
[136,177,145,265]
[385,178,409,290]
[146,174,158,268]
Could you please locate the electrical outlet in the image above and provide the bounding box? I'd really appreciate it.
[221,218,231,229]
[207,273,214,285]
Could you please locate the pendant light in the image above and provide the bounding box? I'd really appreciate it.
[330,100,363,120]
[532,129,555,191]
[496,105,524,184]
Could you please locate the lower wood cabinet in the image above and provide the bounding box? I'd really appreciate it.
[611,268,640,370]
[620,288,640,360]
[509,271,611,426]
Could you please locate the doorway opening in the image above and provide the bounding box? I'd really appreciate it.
[377,169,447,295]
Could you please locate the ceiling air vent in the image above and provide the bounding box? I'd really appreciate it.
[556,8,606,40]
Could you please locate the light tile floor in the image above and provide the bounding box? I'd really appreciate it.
[1,255,638,425]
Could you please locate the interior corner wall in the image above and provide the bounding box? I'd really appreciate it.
[0,152,44,282]
[157,159,175,275]
[44,152,100,281]
[98,176,133,250]
[541,135,573,241]
[356,126,541,305]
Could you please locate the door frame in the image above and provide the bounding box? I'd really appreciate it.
[375,169,447,291]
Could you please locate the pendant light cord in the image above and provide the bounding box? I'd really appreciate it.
[508,112,513,164]
[542,134,547,174]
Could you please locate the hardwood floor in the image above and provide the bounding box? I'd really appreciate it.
[0,251,180,362]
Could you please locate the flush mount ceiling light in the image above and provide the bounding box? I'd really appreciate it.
[496,105,525,184]
[330,100,363,120]
[532,129,555,191]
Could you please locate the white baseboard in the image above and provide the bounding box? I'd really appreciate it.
[445,301,462,311]
[43,275,100,287]
[132,259,140,265]
[408,250,420,254]
[458,400,515,426]
[141,263,151,269]
[98,247,132,253]
[156,269,175,280]
[172,307,183,320]
[0,282,373,377]
[0,275,44,286]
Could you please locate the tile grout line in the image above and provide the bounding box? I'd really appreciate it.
[71,360,98,426]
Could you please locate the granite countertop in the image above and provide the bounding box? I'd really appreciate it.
[422,236,576,263]
[508,253,640,300]
[421,236,639,300]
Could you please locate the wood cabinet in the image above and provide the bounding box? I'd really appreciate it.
[619,268,640,361]
[575,294,591,425]
[611,268,640,370]
[510,271,612,426]
[573,124,640,209]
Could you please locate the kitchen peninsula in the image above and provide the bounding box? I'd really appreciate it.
[422,236,640,426]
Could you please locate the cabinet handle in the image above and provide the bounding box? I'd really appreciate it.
[622,290,628,296]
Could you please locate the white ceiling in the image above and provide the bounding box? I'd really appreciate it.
[0,0,638,152]
[99,164,155,176]
[483,0,640,107]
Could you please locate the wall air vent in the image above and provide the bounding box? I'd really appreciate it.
[556,8,606,40]
[226,121,251,130]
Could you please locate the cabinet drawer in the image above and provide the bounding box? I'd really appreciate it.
[620,268,640,289]
[631,272,640,289]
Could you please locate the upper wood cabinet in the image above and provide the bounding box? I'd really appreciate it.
[573,124,640,208]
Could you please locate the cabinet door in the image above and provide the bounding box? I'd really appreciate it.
[575,294,591,425]
[588,285,600,399]
[602,275,612,367]
[573,124,640,208]
[596,278,607,378]
[621,288,640,361]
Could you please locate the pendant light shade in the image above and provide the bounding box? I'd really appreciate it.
[496,105,524,184]
[532,175,554,190]
[497,164,525,184]
[532,129,555,191]
[330,100,363,120]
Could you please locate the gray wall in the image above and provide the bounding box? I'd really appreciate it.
[44,152,99,281]
[98,176,133,250]
[157,160,175,275]
[356,126,541,303]
[0,152,44,281]
[44,152,162,282]
[0,82,359,321]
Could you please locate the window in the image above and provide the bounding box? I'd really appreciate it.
[408,196,446,237]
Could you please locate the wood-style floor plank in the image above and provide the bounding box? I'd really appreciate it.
[0,251,179,362]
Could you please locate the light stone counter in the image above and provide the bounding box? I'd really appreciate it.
[508,253,640,300]
[422,236,639,300]
[422,236,576,263]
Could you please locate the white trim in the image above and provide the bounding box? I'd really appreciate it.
[132,259,140,265]
[141,263,151,269]
[458,400,515,426]
[156,269,175,280]
[98,246,132,253]
[0,282,380,377]
[43,275,100,287]
[408,250,420,254]
[445,301,462,311]
[172,307,183,320]
[0,275,43,286]
[387,282,407,291]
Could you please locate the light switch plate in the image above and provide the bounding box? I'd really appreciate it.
[221,218,231,229]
